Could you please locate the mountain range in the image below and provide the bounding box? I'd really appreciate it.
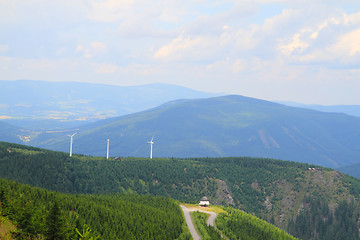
[1,80,360,169]
[24,95,360,169]
[278,101,360,118]
[0,80,221,129]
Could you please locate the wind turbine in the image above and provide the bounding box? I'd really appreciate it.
[69,133,76,157]
[147,136,154,159]
[106,139,110,159]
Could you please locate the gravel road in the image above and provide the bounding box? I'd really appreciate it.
[180,205,218,240]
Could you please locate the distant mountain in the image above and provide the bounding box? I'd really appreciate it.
[338,163,360,178]
[30,95,360,168]
[0,80,221,130]
[0,121,34,144]
[278,101,360,118]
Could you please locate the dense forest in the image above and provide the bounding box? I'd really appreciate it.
[287,196,359,239]
[1,142,360,239]
[0,178,188,239]
[0,142,309,210]
[0,177,302,240]
[216,208,298,240]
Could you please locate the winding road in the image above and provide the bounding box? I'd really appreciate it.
[180,205,218,240]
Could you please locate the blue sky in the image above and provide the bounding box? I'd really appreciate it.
[1,0,360,105]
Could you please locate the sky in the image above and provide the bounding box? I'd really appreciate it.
[1,0,360,105]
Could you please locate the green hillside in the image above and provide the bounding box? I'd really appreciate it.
[0,177,301,240]
[192,209,297,240]
[0,178,187,239]
[30,95,360,168]
[1,142,360,239]
[216,208,298,240]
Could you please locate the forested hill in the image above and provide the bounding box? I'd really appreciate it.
[0,178,298,240]
[29,94,360,168]
[0,178,188,239]
[1,142,360,239]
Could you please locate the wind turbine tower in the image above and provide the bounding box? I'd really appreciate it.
[107,139,110,159]
[69,133,76,157]
[148,136,154,159]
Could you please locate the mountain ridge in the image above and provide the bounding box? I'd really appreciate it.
[0,80,222,129]
[278,101,360,118]
[27,94,360,168]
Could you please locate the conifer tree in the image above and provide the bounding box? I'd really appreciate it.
[45,201,67,240]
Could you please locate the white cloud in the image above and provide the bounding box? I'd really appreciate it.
[2,0,360,104]
[276,10,360,67]
[74,42,107,58]
[153,24,260,62]
[333,28,360,57]
[343,11,360,25]
[279,33,309,56]
[94,63,118,74]
[75,45,92,58]
[55,47,67,56]
[206,58,248,74]
[91,42,107,52]
[232,59,248,73]
[0,44,8,52]
[89,0,134,23]
[261,9,302,35]
[153,33,206,60]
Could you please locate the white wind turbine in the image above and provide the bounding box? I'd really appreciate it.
[106,139,110,159]
[147,136,154,159]
[69,133,76,157]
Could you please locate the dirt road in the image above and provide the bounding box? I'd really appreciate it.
[180,205,218,240]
